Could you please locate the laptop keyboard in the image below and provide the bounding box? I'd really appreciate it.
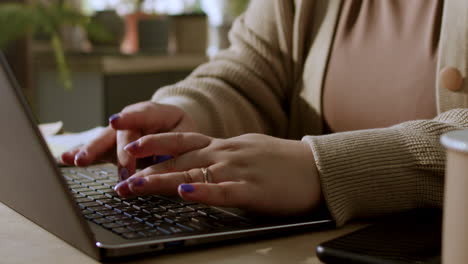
[61,165,252,240]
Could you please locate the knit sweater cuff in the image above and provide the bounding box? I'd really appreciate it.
[302,128,420,226]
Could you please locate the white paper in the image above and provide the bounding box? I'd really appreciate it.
[45,126,105,158]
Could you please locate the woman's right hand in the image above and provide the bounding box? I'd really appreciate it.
[60,101,198,180]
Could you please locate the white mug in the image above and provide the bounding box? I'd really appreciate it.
[441,129,468,264]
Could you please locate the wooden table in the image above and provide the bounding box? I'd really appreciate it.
[0,202,364,264]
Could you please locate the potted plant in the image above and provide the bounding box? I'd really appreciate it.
[0,1,111,89]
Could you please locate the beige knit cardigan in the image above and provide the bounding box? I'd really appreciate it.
[153,0,468,226]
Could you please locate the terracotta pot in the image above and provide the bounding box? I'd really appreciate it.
[121,12,152,54]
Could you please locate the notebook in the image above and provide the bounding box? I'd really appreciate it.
[0,52,333,261]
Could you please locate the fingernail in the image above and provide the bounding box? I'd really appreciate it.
[127,177,146,189]
[124,141,139,152]
[114,181,133,197]
[153,155,173,164]
[119,168,129,181]
[179,184,195,193]
[74,151,87,163]
[109,114,120,125]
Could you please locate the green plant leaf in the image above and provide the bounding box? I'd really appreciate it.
[0,2,113,90]
[0,4,36,47]
[51,34,72,90]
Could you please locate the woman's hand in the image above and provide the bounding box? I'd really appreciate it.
[60,101,197,180]
[115,133,322,215]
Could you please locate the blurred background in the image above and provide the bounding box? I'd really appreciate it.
[1,0,249,132]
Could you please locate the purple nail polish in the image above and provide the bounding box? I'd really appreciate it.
[179,184,195,193]
[124,141,139,152]
[127,177,137,184]
[153,155,173,164]
[133,177,145,187]
[119,168,129,181]
[109,114,120,124]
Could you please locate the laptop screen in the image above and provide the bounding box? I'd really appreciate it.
[0,53,99,258]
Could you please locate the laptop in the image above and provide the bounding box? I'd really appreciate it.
[0,52,333,261]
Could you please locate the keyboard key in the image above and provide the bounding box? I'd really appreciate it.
[127,223,152,232]
[75,197,93,203]
[73,193,85,199]
[180,212,204,218]
[76,172,95,181]
[74,188,90,193]
[188,204,210,210]
[80,191,102,196]
[88,194,108,200]
[81,209,94,215]
[79,201,101,208]
[103,200,122,208]
[112,227,131,234]
[84,213,102,220]
[96,198,114,205]
[153,211,177,220]
[91,205,111,212]
[175,223,195,232]
[103,222,125,229]
[132,204,153,211]
[92,185,111,190]
[98,189,116,194]
[132,211,152,219]
[93,218,114,225]
[113,205,132,213]
[163,218,176,224]
[146,207,166,214]
[169,207,195,214]
[96,210,120,217]
[106,215,130,222]
[117,219,141,227]
[104,192,119,198]
[160,204,184,210]
[68,184,82,189]
[83,182,102,187]
[97,179,116,185]
[197,208,224,216]
[77,178,95,183]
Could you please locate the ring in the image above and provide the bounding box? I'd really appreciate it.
[201,168,212,183]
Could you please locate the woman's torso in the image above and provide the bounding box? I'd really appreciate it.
[322,0,442,133]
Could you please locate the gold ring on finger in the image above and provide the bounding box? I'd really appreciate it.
[201,167,212,183]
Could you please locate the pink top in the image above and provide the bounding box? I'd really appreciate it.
[323,0,442,133]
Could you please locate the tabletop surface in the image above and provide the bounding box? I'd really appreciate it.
[0,202,364,264]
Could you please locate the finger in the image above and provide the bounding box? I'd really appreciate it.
[73,127,116,166]
[117,130,140,180]
[177,182,252,208]
[109,102,183,133]
[131,160,232,184]
[128,147,210,176]
[124,169,200,196]
[124,132,212,159]
[126,164,234,196]
[60,147,80,165]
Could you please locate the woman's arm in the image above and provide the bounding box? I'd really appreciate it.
[304,108,468,226]
[152,0,295,138]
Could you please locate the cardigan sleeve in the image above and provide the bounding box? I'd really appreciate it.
[303,108,468,226]
[152,0,295,138]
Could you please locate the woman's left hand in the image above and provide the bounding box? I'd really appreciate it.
[114,133,322,216]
